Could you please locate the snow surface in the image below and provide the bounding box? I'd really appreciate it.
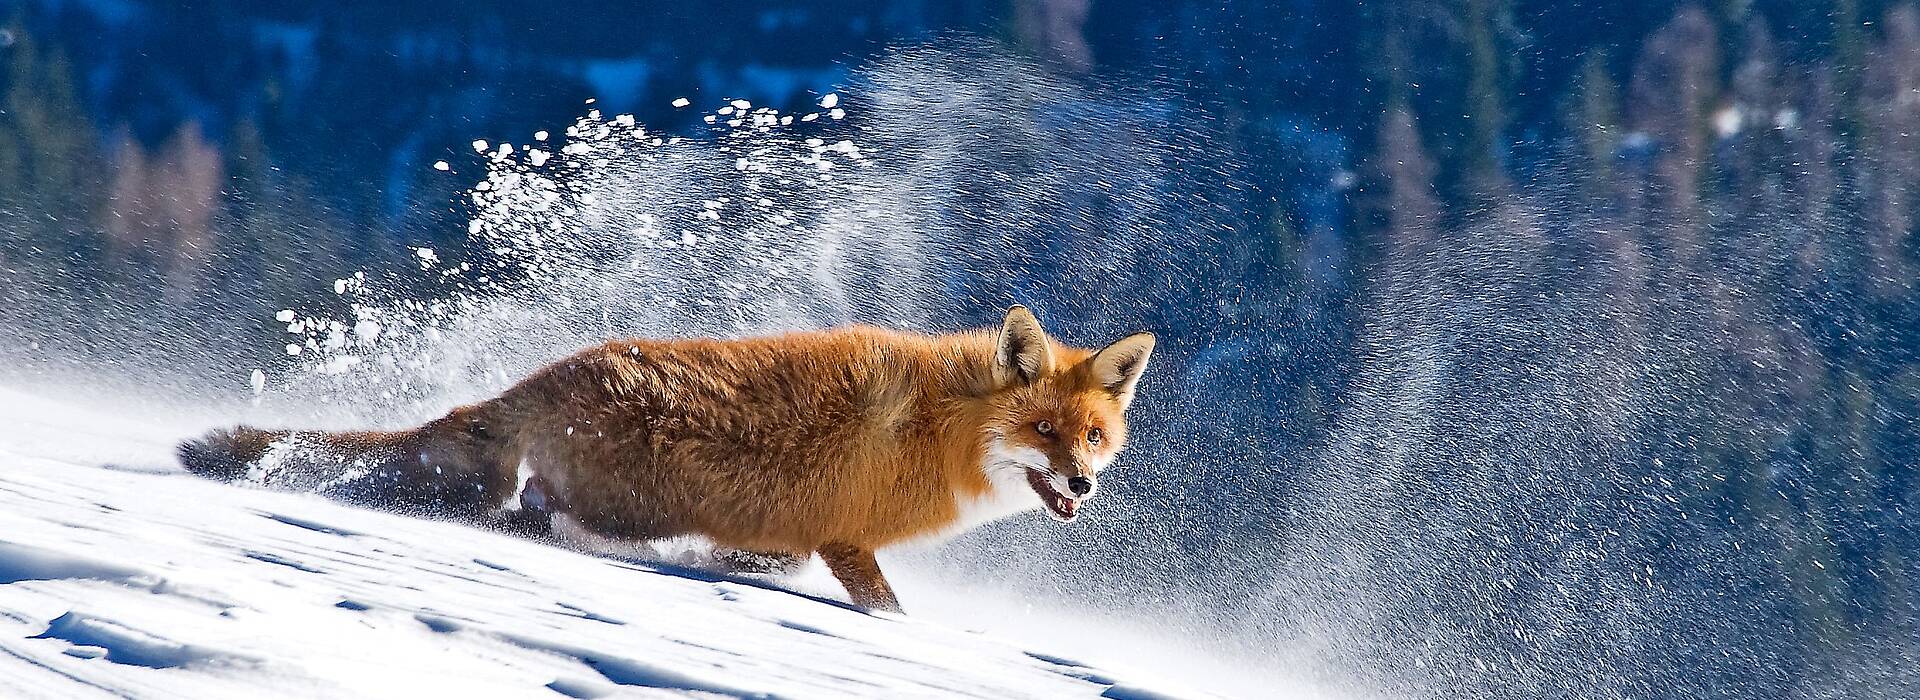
[0,387,1233,699]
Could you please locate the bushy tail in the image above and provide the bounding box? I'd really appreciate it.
[177,427,292,482]
[177,418,506,515]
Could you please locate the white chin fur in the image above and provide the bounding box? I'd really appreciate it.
[918,441,1048,542]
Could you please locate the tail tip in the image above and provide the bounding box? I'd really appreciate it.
[176,427,261,481]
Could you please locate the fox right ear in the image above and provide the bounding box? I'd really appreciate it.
[1090,331,1155,410]
[993,305,1054,387]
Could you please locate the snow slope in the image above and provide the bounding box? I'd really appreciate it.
[0,387,1212,699]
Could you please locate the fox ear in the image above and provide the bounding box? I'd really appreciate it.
[993,305,1054,387]
[1090,332,1155,409]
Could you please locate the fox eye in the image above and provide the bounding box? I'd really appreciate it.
[1087,428,1103,445]
[466,421,491,438]
[1035,420,1055,436]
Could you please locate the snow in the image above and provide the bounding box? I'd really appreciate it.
[1713,106,1743,138]
[0,388,1227,699]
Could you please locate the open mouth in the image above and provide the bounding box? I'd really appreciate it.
[1025,469,1081,522]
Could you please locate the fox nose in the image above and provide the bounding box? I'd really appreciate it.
[1067,476,1094,497]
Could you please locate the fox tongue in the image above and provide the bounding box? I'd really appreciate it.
[1025,470,1080,522]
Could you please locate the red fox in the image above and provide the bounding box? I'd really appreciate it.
[179,306,1155,613]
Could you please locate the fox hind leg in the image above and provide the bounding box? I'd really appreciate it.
[710,549,808,576]
[493,473,560,537]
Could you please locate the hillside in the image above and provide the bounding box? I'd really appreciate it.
[0,387,1211,699]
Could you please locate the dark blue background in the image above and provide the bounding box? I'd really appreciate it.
[3,2,1917,698]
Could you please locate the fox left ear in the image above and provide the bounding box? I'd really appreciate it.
[1091,332,1155,410]
[994,305,1054,387]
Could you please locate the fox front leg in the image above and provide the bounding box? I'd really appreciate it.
[817,543,903,614]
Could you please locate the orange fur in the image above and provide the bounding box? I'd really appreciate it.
[179,307,1155,613]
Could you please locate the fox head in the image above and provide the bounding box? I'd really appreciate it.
[979,305,1155,523]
